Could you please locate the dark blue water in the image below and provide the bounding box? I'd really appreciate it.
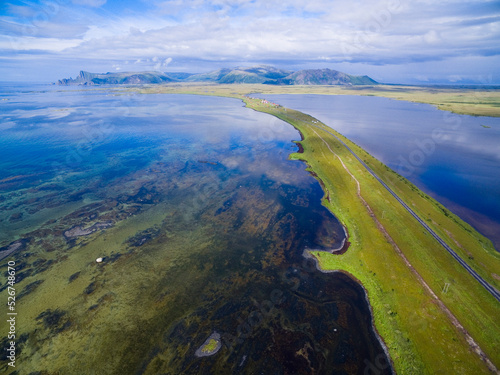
[255,94,500,249]
[0,85,390,374]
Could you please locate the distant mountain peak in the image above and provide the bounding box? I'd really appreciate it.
[57,71,176,86]
[279,68,378,86]
[57,65,378,86]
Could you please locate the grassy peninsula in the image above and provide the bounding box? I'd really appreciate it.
[132,84,500,374]
[244,84,500,117]
[242,97,500,374]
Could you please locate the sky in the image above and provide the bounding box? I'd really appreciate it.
[0,0,499,84]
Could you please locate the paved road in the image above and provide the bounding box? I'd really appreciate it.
[310,123,500,303]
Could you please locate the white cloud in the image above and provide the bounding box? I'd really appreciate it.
[0,35,81,52]
[153,57,173,70]
[1,0,499,82]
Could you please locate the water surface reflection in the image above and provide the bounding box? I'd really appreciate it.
[0,90,391,374]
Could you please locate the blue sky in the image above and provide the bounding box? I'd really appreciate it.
[1,0,499,83]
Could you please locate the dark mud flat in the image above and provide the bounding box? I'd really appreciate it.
[151,175,391,375]
[0,92,391,374]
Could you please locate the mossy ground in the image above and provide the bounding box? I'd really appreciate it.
[201,338,219,353]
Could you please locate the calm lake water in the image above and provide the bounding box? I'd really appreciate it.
[255,94,500,250]
[0,86,391,374]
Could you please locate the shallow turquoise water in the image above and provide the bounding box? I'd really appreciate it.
[0,87,391,374]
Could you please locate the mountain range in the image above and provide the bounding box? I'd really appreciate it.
[56,65,378,86]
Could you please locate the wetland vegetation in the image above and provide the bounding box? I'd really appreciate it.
[238,93,500,374]
[1,89,391,374]
[2,83,499,374]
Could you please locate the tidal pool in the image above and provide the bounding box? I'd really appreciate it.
[0,87,391,374]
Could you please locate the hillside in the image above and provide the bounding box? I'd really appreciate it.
[57,71,176,85]
[57,65,378,86]
[275,68,378,85]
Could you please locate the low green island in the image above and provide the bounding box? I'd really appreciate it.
[195,332,222,357]
[202,339,218,353]
[134,83,500,374]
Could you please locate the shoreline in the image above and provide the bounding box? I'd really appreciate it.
[292,129,350,254]
[133,83,500,118]
[302,249,395,375]
[247,95,391,368]
[238,94,500,374]
[255,93,499,252]
[194,331,222,358]
[295,112,393,372]
[286,102,390,368]
[2,86,498,374]
[108,87,500,373]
